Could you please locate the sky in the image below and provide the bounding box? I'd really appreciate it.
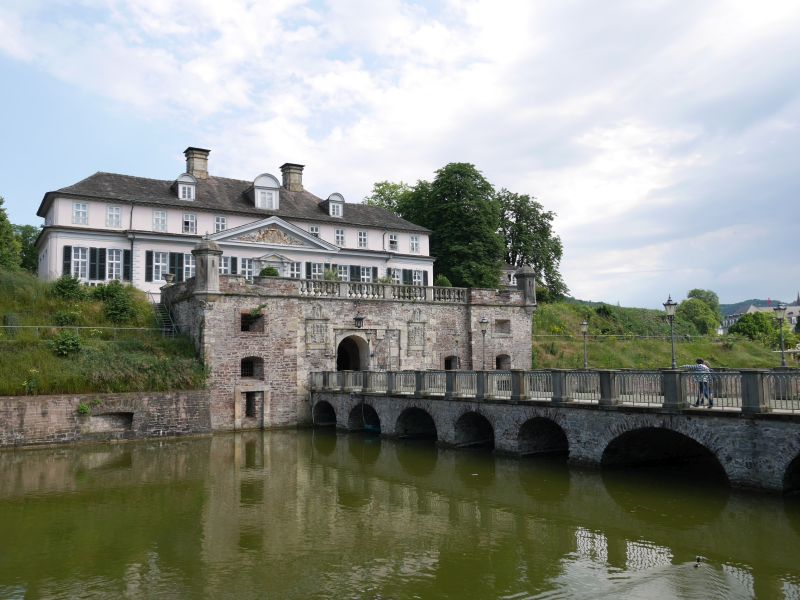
[0,0,798,308]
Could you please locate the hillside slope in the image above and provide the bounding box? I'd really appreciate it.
[0,269,205,395]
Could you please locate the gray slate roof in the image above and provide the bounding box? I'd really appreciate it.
[38,172,430,233]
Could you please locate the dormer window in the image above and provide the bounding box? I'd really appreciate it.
[326,193,344,217]
[174,173,197,201]
[253,173,281,210]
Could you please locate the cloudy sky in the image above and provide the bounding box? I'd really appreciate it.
[1,0,798,307]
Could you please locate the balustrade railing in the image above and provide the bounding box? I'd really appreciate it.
[567,371,601,403]
[618,371,663,406]
[289,277,470,304]
[309,368,800,415]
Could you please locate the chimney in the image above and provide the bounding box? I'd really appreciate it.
[184,147,210,180]
[280,163,304,192]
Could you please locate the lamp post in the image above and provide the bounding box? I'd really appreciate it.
[774,303,787,367]
[580,319,589,369]
[663,295,677,368]
[479,316,489,370]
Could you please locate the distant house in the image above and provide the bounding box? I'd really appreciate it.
[35,147,434,299]
[720,294,800,334]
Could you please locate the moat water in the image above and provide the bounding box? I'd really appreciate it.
[1,430,798,599]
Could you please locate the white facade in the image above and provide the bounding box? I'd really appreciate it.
[36,149,434,299]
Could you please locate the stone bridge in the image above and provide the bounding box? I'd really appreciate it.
[309,369,800,493]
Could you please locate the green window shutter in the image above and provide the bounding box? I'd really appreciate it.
[423,271,428,286]
[123,250,132,281]
[350,265,359,281]
[145,251,153,282]
[372,267,378,281]
[305,262,312,279]
[89,247,98,280]
[231,257,238,274]
[98,248,107,280]
[402,269,412,285]
[63,246,72,276]
[175,253,184,282]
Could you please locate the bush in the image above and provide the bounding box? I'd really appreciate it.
[434,274,452,287]
[54,309,82,326]
[76,402,90,416]
[50,276,87,301]
[259,266,280,277]
[50,330,82,356]
[322,268,339,281]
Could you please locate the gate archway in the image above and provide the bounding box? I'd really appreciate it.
[337,335,369,371]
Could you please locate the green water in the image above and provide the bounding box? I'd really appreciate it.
[1,430,798,599]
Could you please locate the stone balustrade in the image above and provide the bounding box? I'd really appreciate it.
[311,368,800,414]
[297,279,469,303]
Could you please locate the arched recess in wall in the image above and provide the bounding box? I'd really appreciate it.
[784,454,800,495]
[495,354,511,370]
[444,355,460,370]
[336,335,369,371]
[312,400,337,427]
[395,407,438,441]
[454,411,495,449]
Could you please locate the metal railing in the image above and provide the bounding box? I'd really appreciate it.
[308,369,800,416]
[618,371,663,406]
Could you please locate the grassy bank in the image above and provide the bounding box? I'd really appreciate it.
[0,269,205,395]
[532,301,785,369]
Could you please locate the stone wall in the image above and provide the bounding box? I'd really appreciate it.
[0,391,211,448]
[164,275,534,431]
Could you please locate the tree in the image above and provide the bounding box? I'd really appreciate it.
[498,189,567,297]
[13,224,41,273]
[362,181,412,214]
[399,163,504,288]
[687,289,720,319]
[676,298,718,334]
[728,312,774,343]
[0,196,21,270]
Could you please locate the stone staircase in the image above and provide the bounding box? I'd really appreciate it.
[149,294,177,337]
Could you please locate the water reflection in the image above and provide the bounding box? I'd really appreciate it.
[0,431,799,599]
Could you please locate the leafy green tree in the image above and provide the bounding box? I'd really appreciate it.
[728,312,774,343]
[498,189,567,297]
[676,298,718,334]
[0,196,21,270]
[12,224,41,273]
[362,181,413,213]
[687,289,720,319]
[399,163,504,288]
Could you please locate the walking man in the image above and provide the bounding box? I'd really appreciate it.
[680,358,713,407]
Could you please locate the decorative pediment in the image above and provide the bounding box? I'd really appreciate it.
[235,226,301,245]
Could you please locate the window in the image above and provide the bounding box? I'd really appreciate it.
[241,311,264,332]
[311,263,324,280]
[360,266,373,283]
[71,247,88,278]
[220,256,231,275]
[337,265,349,281]
[215,216,227,232]
[358,231,368,248]
[240,356,264,379]
[73,203,88,225]
[410,235,420,254]
[240,258,254,280]
[335,229,345,246]
[309,225,320,238]
[256,190,277,210]
[390,268,401,285]
[183,213,197,234]
[244,392,260,417]
[183,254,196,280]
[288,262,302,279]
[179,184,194,200]
[495,319,511,334]
[330,202,342,217]
[106,206,121,228]
[389,234,398,251]
[412,270,423,286]
[152,251,169,281]
[153,210,167,232]
[107,249,122,280]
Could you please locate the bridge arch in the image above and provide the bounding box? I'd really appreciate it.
[395,407,438,441]
[347,403,381,433]
[601,426,728,482]
[784,454,800,494]
[454,411,495,449]
[312,400,337,427]
[518,417,568,456]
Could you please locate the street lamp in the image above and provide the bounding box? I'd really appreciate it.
[663,295,678,368]
[479,316,489,370]
[774,303,787,368]
[580,319,589,369]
